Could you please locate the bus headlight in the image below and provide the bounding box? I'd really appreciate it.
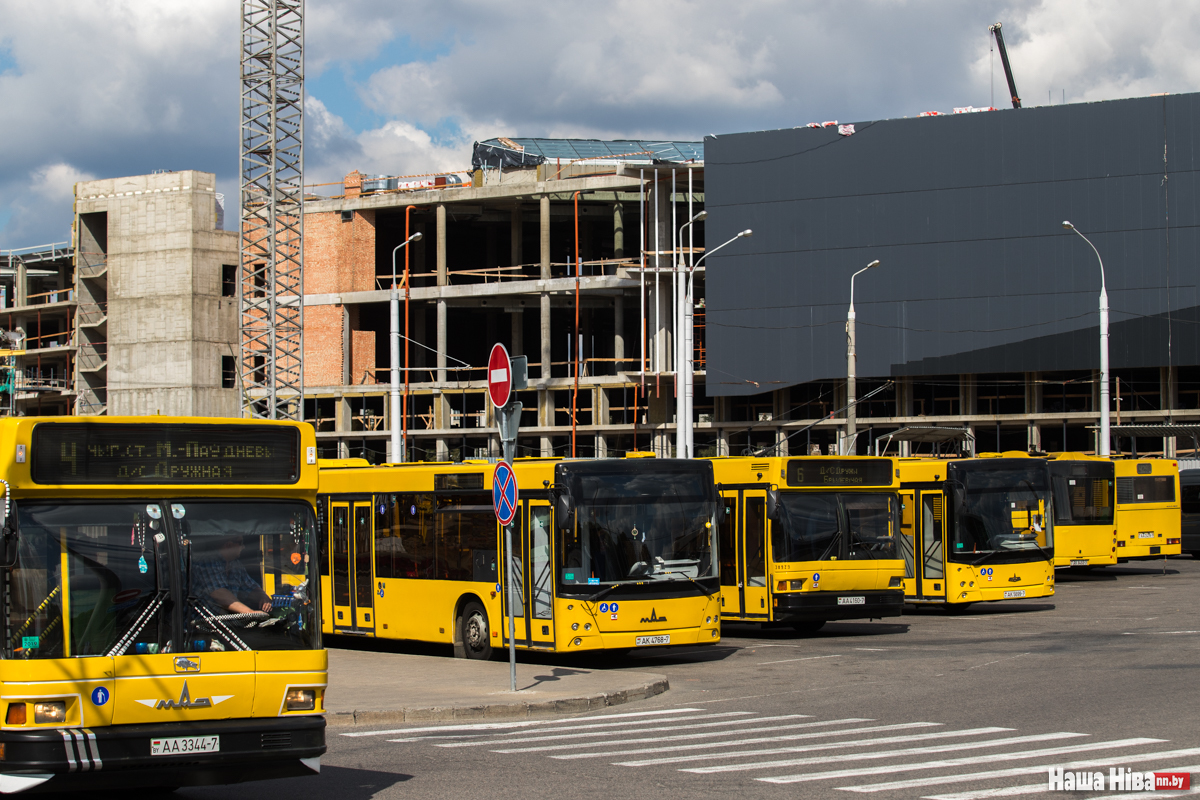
[285,689,316,711]
[33,702,66,724]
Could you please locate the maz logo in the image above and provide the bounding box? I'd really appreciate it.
[640,608,667,624]
[137,681,232,711]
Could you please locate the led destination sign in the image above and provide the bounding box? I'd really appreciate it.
[31,424,301,485]
[787,459,893,487]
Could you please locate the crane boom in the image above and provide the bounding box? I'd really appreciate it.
[989,22,1022,109]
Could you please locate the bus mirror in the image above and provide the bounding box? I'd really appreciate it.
[555,491,575,530]
[766,488,780,522]
[0,529,15,569]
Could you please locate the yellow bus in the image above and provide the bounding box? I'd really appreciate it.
[708,457,905,633]
[317,457,722,657]
[0,417,326,793]
[1047,453,1117,568]
[896,454,1055,607]
[1114,458,1182,560]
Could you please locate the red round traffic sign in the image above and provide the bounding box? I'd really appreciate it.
[492,461,519,527]
[488,343,512,409]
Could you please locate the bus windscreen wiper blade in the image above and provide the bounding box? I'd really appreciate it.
[587,584,622,603]
[971,550,1004,566]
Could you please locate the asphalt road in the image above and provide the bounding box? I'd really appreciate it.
[179,556,1200,800]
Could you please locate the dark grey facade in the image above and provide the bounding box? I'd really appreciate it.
[705,93,1200,396]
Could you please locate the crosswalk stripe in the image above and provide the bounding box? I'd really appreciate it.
[680,732,1086,775]
[464,710,753,738]
[430,712,791,748]
[615,727,1015,767]
[833,744,1200,793]
[757,738,1165,784]
[492,718,858,754]
[341,706,705,737]
[549,721,934,761]
[923,763,1200,800]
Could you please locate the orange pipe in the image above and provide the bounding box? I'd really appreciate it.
[403,205,417,457]
[572,191,581,457]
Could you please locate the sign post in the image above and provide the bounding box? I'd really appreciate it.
[488,343,526,692]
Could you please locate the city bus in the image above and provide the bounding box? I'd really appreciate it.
[316,456,722,657]
[1114,458,1182,560]
[1046,453,1117,568]
[708,456,905,633]
[896,454,1055,607]
[0,416,325,793]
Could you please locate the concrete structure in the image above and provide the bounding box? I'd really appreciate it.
[704,93,1200,458]
[0,243,76,415]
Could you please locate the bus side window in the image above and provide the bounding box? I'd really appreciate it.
[719,496,738,587]
[922,495,944,580]
[745,497,766,587]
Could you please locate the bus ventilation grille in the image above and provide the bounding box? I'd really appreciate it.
[262,732,293,749]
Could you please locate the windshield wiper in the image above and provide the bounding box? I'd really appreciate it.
[971,550,1005,566]
[587,584,623,603]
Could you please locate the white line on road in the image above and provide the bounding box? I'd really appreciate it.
[431,712,790,748]
[491,718,852,754]
[388,711,755,744]
[870,754,1200,796]
[757,738,1164,785]
[341,706,705,737]
[681,732,1086,775]
[549,721,932,761]
[614,727,1014,767]
[758,654,844,666]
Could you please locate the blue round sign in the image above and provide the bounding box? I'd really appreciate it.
[599,602,609,613]
[813,573,821,582]
[91,687,109,706]
[610,603,618,612]
[492,461,519,527]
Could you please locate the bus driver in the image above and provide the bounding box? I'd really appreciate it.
[194,534,273,615]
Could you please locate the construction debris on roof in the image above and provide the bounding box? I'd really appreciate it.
[472,138,703,169]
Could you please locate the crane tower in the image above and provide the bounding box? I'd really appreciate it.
[239,0,304,420]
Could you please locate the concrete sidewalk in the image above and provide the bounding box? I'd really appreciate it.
[324,648,669,728]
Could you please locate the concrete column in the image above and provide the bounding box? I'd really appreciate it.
[436,204,448,286]
[614,296,625,375]
[540,196,551,280]
[613,202,624,265]
[511,308,524,356]
[335,395,350,432]
[539,389,552,456]
[15,261,27,307]
[510,205,523,268]
[540,293,551,383]
[436,301,447,384]
[1028,422,1042,452]
[960,373,975,417]
[341,307,351,386]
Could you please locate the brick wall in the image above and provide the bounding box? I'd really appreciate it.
[351,329,376,384]
[305,209,377,295]
[304,303,344,387]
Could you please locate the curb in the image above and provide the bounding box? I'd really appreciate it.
[325,677,669,729]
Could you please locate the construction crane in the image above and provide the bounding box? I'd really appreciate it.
[989,22,1022,109]
[239,0,305,421]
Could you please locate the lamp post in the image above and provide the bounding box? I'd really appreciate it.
[675,211,707,458]
[1062,221,1110,456]
[390,231,423,462]
[845,259,881,455]
[680,227,753,458]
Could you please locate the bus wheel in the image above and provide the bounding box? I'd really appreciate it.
[791,620,826,634]
[461,601,493,660]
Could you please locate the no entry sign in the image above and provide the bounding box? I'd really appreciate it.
[488,343,512,409]
[492,461,519,527]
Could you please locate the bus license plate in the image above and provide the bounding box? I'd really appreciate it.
[1070,559,1088,566]
[151,736,220,756]
[635,634,670,647]
[1003,590,1026,599]
[837,596,866,605]
[1138,532,1155,539]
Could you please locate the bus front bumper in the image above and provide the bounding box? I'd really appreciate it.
[0,716,325,793]
[773,590,904,622]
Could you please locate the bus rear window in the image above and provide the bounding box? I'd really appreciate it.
[1117,476,1175,504]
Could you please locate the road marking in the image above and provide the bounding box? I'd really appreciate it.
[681,732,1086,775]
[341,706,705,737]
[923,783,1051,800]
[614,727,1014,767]
[758,738,1163,784]
[855,648,887,651]
[890,755,1200,797]
[551,721,934,761]
[430,712,790,748]
[491,718,852,754]
[1122,630,1200,635]
[832,742,1193,793]
[758,654,843,665]
[388,710,753,743]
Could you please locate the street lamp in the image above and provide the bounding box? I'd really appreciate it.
[1062,220,1110,456]
[845,259,881,455]
[679,226,752,458]
[675,211,707,458]
[390,231,423,462]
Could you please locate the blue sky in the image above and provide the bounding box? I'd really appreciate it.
[2,0,1200,247]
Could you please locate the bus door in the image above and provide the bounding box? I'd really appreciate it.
[329,498,375,632]
[501,507,528,647]
[917,491,946,600]
[525,500,555,647]
[899,490,916,584]
[718,489,768,619]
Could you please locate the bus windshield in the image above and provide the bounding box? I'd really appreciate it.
[9,500,318,660]
[772,492,898,562]
[948,461,1053,564]
[557,463,717,589]
[1050,461,1114,525]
